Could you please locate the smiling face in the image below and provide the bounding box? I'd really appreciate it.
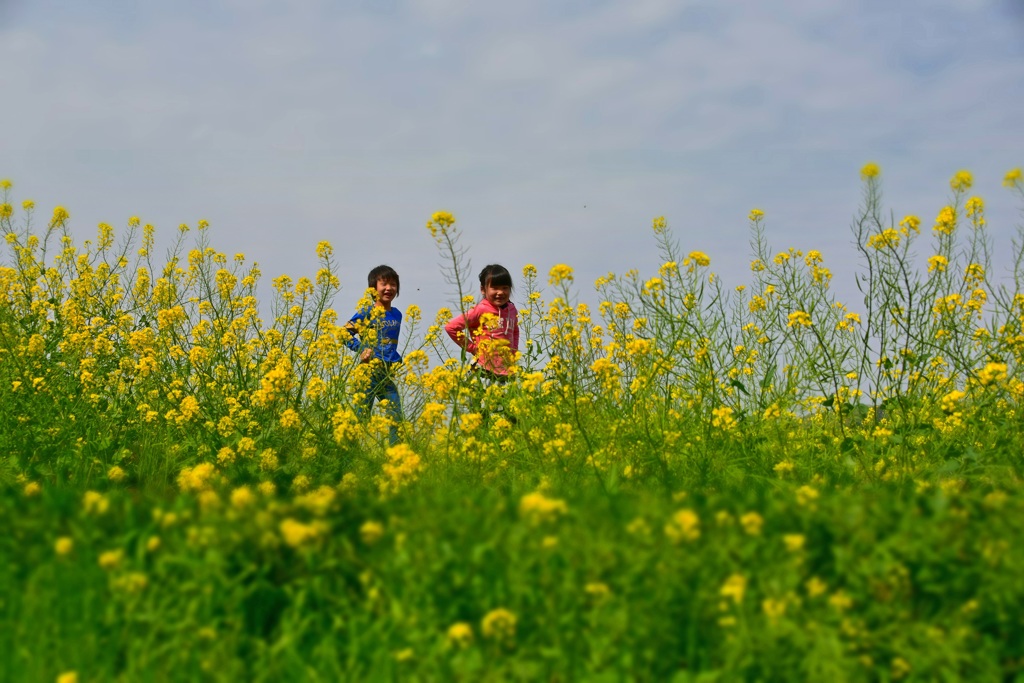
[482,282,511,308]
[375,277,398,309]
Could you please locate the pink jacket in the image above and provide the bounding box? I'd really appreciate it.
[444,299,520,375]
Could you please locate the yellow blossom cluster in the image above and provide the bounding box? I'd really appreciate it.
[481,608,517,643]
[379,444,423,496]
[665,508,700,543]
[518,491,569,525]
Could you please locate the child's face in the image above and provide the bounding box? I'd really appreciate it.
[375,278,398,307]
[482,282,511,307]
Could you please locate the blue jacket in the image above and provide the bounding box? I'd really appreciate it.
[346,305,403,363]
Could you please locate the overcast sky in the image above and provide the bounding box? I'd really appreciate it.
[2,0,1023,330]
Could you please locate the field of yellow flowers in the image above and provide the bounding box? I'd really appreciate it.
[2,167,1024,681]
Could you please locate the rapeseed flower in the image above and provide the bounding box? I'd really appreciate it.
[860,163,880,179]
[519,491,568,525]
[665,509,700,543]
[178,463,217,493]
[950,170,973,191]
[315,240,334,259]
[643,276,662,292]
[55,537,73,556]
[460,412,484,433]
[360,520,385,545]
[927,255,948,273]
[112,572,149,594]
[721,574,746,604]
[796,485,819,507]
[899,215,921,234]
[430,210,454,227]
[447,622,474,648]
[977,362,1007,386]
[829,591,853,611]
[198,490,221,512]
[481,608,517,643]
[867,229,900,250]
[934,206,956,235]
[806,576,828,598]
[686,251,711,268]
[806,262,831,282]
[783,534,805,552]
[584,582,611,602]
[965,196,984,222]
[230,486,255,509]
[549,264,574,285]
[787,311,812,328]
[774,460,794,476]
[98,549,124,571]
[762,597,787,624]
[626,517,651,538]
[711,406,736,430]
[295,486,336,516]
[258,449,279,472]
[279,408,301,429]
[379,444,423,496]
[50,206,70,227]
[1004,167,1022,188]
[740,512,763,536]
[891,657,911,680]
[279,518,326,548]
[83,491,109,515]
[332,408,361,443]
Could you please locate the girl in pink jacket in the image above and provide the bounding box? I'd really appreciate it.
[444,264,520,378]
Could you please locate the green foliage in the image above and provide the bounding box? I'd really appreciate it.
[1,169,1024,681]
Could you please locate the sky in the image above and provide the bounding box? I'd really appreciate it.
[2,0,1024,334]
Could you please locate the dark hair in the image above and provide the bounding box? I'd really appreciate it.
[479,264,513,290]
[368,264,400,294]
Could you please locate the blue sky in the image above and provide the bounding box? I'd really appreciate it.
[2,0,1023,324]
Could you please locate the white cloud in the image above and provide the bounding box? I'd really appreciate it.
[1,0,1022,322]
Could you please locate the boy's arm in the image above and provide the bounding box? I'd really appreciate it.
[344,312,363,352]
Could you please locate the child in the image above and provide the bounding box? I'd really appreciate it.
[345,265,404,444]
[445,264,520,380]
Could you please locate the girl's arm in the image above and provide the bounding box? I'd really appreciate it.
[444,307,479,354]
[510,304,520,352]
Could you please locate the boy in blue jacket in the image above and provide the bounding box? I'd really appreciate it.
[345,265,403,444]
